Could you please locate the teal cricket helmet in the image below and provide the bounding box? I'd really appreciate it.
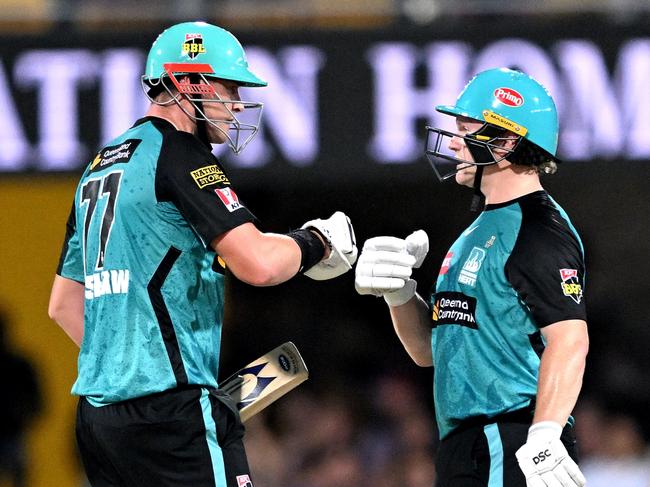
[143,21,267,87]
[142,22,266,154]
[436,67,558,156]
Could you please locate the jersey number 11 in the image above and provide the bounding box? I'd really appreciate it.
[80,171,123,273]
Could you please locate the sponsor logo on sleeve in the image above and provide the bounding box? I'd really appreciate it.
[458,246,487,287]
[559,268,583,304]
[236,474,253,487]
[431,291,479,329]
[182,33,206,58]
[215,187,242,212]
[90,139,141,172]
[190,164,230,188]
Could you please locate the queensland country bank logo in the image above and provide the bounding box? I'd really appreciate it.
[559,268,583,304]
[89,139,141,172]
[432,292,479,330]
[183,33,206,59]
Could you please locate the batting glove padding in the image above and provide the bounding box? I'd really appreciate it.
[355,230,429,307]
[515,421,586,487]
[301,211,357,280]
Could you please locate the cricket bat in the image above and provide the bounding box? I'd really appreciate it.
[219,342,309,422]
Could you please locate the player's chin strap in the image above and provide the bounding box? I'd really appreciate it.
[195,112,211,148]
[464,123,510,212]
[470,165,485,212]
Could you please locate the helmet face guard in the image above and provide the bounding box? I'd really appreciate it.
[142,63,263,154]
[425,68,559,182]
[424,122,521,181]
[141,22,267,154]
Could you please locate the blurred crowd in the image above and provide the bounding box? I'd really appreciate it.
[243,374,438,487]
[238,375,650,487]
[575,398,650,487]
[0,311,42,487]
[3,0,649,32]
[2,332,650,486]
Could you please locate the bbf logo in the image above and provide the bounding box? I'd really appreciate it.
[532,449,552,464]
[559,268,583,304]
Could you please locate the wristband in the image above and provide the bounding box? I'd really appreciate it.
[527,421,562,440]
[287,229,326,272]
[383,279,417,307]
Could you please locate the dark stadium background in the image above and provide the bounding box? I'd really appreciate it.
[1,9,649,485]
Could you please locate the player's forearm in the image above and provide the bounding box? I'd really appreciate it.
[233,233,304,286]
[533,323,589,425]
[214,223,331,286]
[389,294,433,367]
[48,275,84,347]
[259,233,312,285]
[52,313,84,347]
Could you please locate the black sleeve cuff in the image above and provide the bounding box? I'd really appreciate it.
[287,229,326,272]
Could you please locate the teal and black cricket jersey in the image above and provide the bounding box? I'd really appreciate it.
[57,116,255,406]
[430,190,586,439]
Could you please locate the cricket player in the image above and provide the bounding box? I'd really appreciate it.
[355,68,589,486]
[48,21,356,487]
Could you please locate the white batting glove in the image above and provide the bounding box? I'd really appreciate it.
[301,211,357,280]
[355,230,429,307]
[515,421,586,487]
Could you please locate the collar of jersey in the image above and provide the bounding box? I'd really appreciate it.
[484,190,548,211]
[132,116,178,132]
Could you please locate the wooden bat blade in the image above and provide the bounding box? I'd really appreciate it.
[219,342,308,422]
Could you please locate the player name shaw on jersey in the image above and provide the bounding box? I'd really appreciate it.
[84,269,130,299]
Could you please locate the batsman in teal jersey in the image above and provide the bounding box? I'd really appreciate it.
[356,68,588,487]
[48,22,357,487]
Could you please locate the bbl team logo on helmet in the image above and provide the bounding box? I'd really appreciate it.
[182,33,206,59]
[559,268,583,304]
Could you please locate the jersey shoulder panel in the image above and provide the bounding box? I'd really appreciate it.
[505,192,586,327]
[153,127,257,247]
[154,129,212,201]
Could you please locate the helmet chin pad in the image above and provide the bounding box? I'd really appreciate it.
[465,123,516,165]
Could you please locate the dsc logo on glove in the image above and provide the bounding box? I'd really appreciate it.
[532,449,552,464]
